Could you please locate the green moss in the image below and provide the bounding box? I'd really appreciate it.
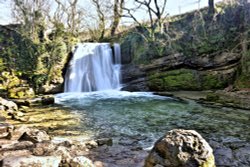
[8,87,35,99]
[200,154,215,167]
[17,91,25,98]
[0,25,73,93]
[147,69,199,91]
[234,74,250,89]
[120,31,167,64]
[0,58,6,71]
[202,74,225,89]
[206,93,220,101]
[8,92,17,99]
[147,78,165,91]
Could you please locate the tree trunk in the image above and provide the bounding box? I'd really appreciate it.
[110,0,121,36]
[240,0,250,74]
[208,0,215,19]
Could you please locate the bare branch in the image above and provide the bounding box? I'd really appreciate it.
[121,6,143,27]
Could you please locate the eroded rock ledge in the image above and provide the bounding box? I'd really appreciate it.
[122,52,241,91]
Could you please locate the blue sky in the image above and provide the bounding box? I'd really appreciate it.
[0,0,221,25]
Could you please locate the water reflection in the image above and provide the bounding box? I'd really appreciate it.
[55,90,250,148]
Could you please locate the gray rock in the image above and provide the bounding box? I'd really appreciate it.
[70,156,95,167]
[86,140,98,149]
[1,150,32,160]
[144,129,215,167]
[0,141,34,151]
[184,52,241,69]
[0,105,5,111]
[0,123,14,139]
[18,129,50,143]
[32,142,58,156]
[9,126,30,140]
[52,146,71,161]
[0,97,18,111]
[2,155,61,167]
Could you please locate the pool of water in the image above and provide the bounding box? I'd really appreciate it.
[55,90,250,148]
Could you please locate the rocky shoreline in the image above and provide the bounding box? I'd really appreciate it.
[0,122,107,166]
[154,90,250,110]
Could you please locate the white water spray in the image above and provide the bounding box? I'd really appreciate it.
[64,43,121,92]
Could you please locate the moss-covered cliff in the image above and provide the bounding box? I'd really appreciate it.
[121,3,250,91]
[0,24,76,98]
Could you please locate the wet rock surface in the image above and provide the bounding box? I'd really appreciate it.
[209,140,250,167]
[0,125,96,167]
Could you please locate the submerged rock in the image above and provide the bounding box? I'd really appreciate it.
[41,95,55,105]
[144,129,215,167]
[96,138,113,146]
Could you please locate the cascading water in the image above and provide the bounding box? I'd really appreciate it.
[64,43,121,92]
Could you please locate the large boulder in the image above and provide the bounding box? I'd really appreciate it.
[144,129,215,167]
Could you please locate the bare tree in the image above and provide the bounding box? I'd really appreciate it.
[122,0,168,40]
[53,0,85,36]
[110,0,124,36]
[11,0,51,40]
[91,0,106,40]
[208,0,215,18]
[239,0,250,73]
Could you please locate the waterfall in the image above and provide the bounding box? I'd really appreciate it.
[64,43,121,92]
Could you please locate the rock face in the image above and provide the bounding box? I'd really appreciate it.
[120,4,245,91]
[144,129,215,167]
[121,52,240,91]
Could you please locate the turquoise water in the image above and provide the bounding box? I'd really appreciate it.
[55,90,250,148]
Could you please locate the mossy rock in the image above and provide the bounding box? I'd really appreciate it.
[147,68,230,91]
[206,93,220,101]
[201,74,227,89]
[201,154,215,167]
[147,69,200,91]
[8,87,35,99]
[234,74,250,89]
